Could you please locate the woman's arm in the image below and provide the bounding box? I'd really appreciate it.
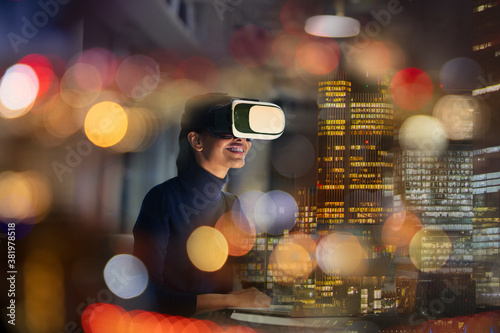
[196,287,271,313]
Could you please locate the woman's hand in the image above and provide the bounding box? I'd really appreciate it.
[196,287,271,314]
[228,287,272,308]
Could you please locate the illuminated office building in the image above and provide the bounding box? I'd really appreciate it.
[393,142,474,273]
[392,134,475,316]
[472,0,500,307]
[472,0,500,82]
[295,187,317,233]
[306,72,395,315]
[472,147,500,306]
[316,73,394,230]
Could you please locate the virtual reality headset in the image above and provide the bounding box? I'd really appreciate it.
[183,99,285,140]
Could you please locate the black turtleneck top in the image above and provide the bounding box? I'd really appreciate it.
[132,163,237,317]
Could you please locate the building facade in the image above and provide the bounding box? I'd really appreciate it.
[472,0,500,307]
[316,73,394,231]
[393,141,474,273]
[307,72,395,315]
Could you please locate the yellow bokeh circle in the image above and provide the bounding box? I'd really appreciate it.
[186,226,228,272]
[409,228,452,272]
[84,101,128,147]
[0,170,52,223]
[270,242,314,282]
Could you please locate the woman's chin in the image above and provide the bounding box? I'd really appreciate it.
[230,160,245,169]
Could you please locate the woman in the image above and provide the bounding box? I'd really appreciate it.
[132,93,271,317]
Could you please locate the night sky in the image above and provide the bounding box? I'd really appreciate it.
[380,0,472,71]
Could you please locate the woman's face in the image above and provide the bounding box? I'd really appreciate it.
[190,131,252,178]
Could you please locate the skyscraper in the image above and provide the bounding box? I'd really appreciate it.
[472,1,500,84]
[471,0,500,307]
[316,72,394,231]
[307,71,395,315]
[393,140,474,272]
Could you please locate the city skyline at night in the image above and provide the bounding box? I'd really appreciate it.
[1,1,500,332]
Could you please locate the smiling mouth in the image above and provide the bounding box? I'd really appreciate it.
[226,147,245,154]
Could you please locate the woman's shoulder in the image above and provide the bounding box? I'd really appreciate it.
[143,176,182,202]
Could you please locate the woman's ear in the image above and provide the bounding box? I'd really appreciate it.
[187,132,203,152]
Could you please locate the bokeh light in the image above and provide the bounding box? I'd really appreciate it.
[184,319,219,332]
[103,254,149,299]
[215,211,256,257]
[174,56,220,92]
[120,310,153,333]
[0,63,39,118]
[348,40,392,76]
[115,54,160,99]
[84,101,128,148]
[382,210,422,251]
[186,226,228,272]
[296,36,340,75]
[280,0,322,36]
[272,31,300,69]
[254,190,298,235]
[167,317,196,332]
[110,106,159,153]
[0,170,52,224]
[440,57,483,93]
[385,41,406,70]
[74,48,118,89]
[60,62,102,108]
[316,232,368,277]
[18,53,54,101]
[272,134,315,178]
[81,305,229,333]
[237,190,265,233]
[269,242,312,285]
[82,303,127,333]
[42,97,81,138]
[229,24,273,68]
[390,68,433,111]
[433,95,482,140]
[399,115,448,153]
[0,172,33,221]
[269,233,317,284]
[409,228,452,272]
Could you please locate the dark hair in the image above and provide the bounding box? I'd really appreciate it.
[176,93,233,171]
